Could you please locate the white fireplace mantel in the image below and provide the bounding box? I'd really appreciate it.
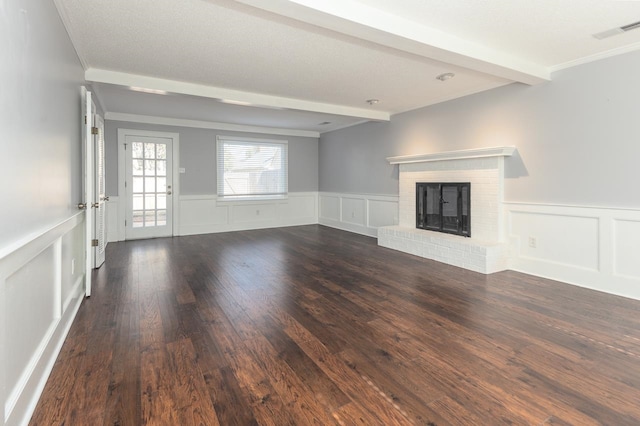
[386,146,515,165]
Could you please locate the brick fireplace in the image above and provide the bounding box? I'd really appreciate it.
[378,147,515,273]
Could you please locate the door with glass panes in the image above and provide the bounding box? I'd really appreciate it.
[125,135,173,239]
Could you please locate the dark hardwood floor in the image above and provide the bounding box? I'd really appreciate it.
[30,225,640,425]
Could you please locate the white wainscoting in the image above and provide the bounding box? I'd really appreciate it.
[318,192,399,237]
[106,196,120,243]
[506,202,640,301]
[107,193,318,240]
[0,213,86,426]
[179,192,318,236]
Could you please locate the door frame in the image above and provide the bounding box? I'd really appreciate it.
[117,128,180,241]
[93,113,106,268]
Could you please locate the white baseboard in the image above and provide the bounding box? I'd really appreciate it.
[505,202,640,300]
[318,192,398,237]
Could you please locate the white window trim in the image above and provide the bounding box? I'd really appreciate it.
[216,135,288,202]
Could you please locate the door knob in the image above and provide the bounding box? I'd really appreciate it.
[92,202,100,208]
[167,191,172,195]
[77,203,87,210]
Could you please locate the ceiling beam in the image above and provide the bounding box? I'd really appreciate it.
[104,113,320,138]
[85,69,390,121]
[233,0,551,85]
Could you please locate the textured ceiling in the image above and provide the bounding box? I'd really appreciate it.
[54,0,640,134]
[360,0,640,68]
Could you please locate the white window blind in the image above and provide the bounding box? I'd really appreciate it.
[216,136,288,199]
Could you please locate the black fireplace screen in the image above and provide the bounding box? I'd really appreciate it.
[416,183,470,237]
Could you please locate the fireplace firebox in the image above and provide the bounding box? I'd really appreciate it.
[416,183,470,237]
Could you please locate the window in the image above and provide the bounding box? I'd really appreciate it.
[216,136,288,200]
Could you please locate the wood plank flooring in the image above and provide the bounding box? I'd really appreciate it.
[30,225,640,425]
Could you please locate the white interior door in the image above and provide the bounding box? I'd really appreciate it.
[81,88,94,297]
[125,135,173,240]
[93,114,106,268]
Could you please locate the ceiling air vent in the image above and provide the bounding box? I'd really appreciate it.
[594,20,640,39]
[621,20,640,32]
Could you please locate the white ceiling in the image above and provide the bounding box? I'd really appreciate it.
[54,0,640,136]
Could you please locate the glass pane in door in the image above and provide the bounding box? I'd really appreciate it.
[131,141,168,228]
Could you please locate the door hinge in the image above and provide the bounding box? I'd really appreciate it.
[125,219,127,227]
[84,115,87,124]
[91,239,99,247]
[91,126,99,135]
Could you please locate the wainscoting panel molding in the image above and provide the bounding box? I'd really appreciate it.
[506,202,640,300]
[614,218,640,280]
[319,194,340,223]
[106,196,119,243]
[0,213,86,426]
[179,192,318,236]
[319,192,399,237]
[341,197,366,226]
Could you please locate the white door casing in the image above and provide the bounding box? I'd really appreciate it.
[93,114,106,268]
[117,129,180,241]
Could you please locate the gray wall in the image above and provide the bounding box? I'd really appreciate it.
[0,1,85,246]
[105,121,319,196]
[320,50,640,208]
[319,121,396,195]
